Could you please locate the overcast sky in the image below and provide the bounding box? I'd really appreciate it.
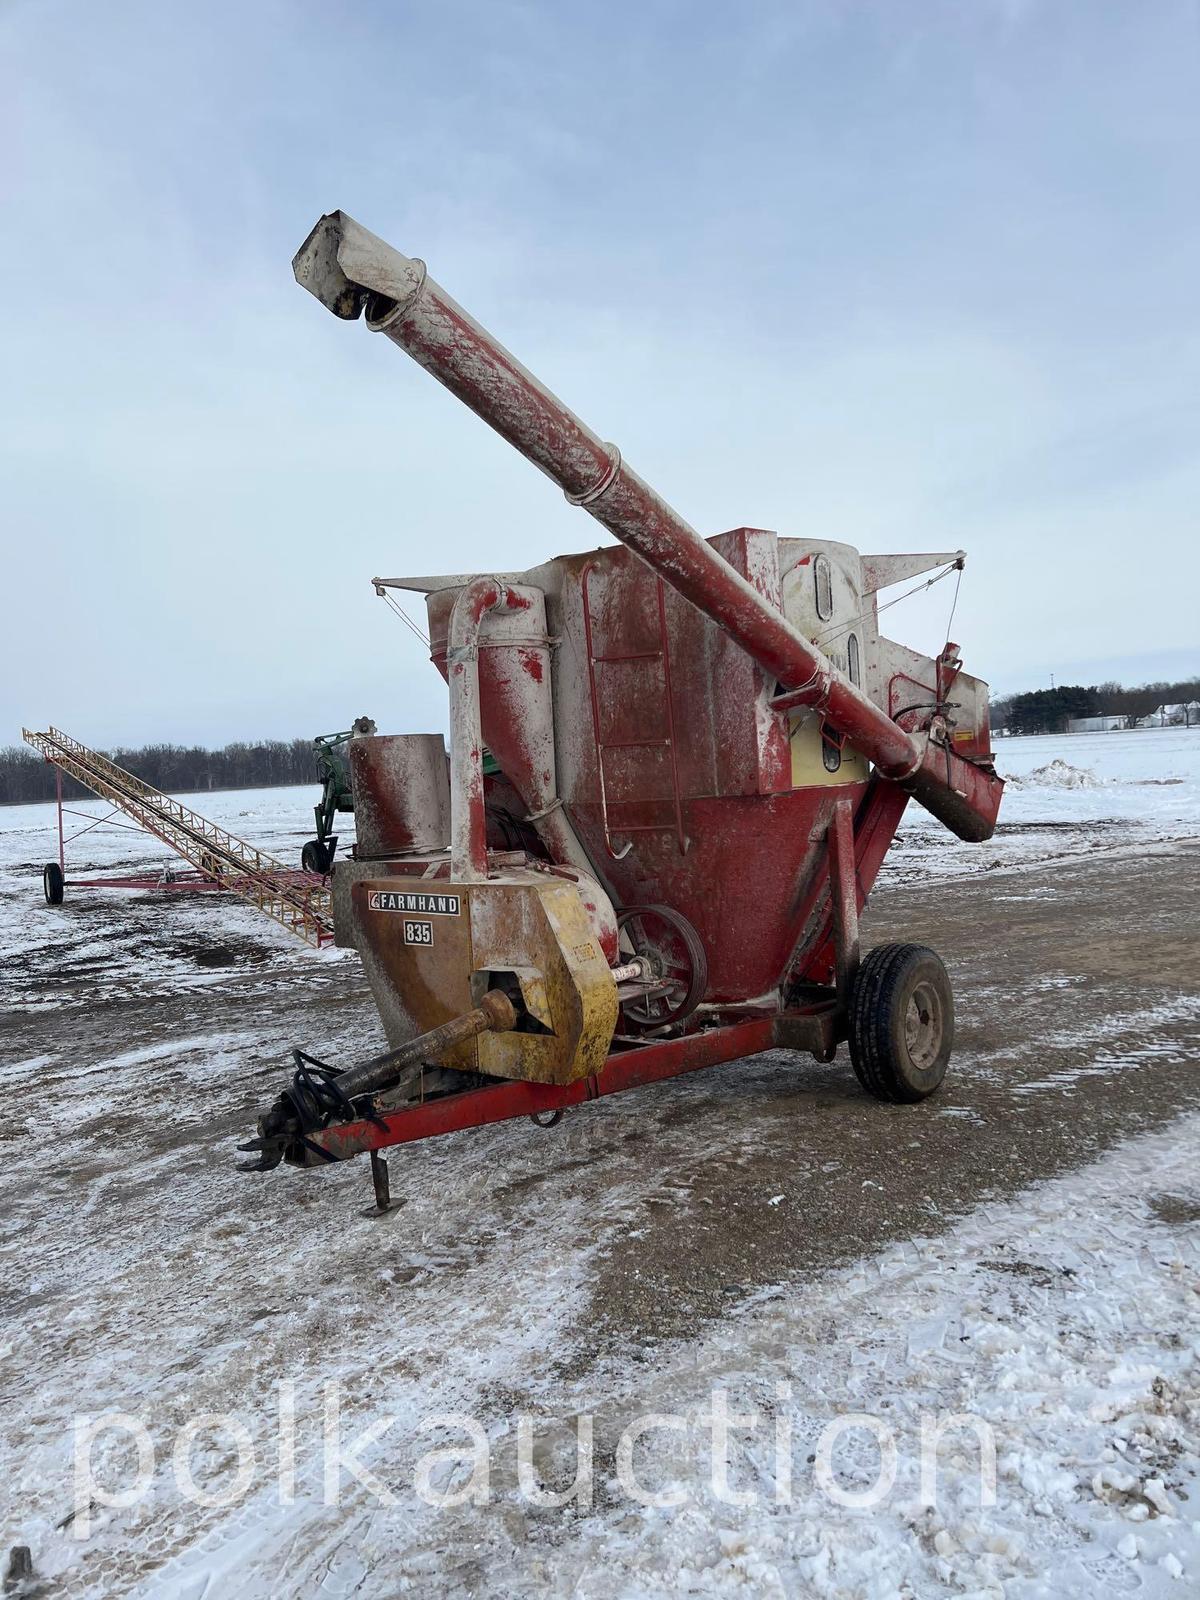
[3,0,1197,748]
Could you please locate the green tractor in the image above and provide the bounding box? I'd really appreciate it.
[301,717,375,875]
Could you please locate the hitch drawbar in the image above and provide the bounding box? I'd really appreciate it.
[238,990,517,1171]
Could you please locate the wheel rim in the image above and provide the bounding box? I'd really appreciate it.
[904,979,943,1072]
[616,905,707,1029]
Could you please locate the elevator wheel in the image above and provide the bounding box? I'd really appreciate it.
[616,904,707,1031]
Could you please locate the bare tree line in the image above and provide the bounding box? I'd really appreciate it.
[990,675,1200,737]
[0,739,319,806]
[4,669,1196,804]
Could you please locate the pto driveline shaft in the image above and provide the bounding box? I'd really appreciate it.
[332,989,517,1101]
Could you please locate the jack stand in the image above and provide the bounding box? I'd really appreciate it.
[362,1150,402,1219]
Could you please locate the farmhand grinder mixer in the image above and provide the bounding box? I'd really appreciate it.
[240,212,1004,1189]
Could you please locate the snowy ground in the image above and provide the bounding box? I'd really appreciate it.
[0,732,1198,1597]
[883,726,1200,886]
[0,784,356,1013]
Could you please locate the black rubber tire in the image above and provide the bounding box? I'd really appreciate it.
[848,942,953,1103]
[43,862,65,905]
[302,840,331,875]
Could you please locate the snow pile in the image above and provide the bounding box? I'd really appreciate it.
[1004,757,1102,790]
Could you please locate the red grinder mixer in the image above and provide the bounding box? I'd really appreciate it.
[240,212,1003,1195]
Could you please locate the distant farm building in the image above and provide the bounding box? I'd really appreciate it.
[1067,704,1198,733]
[1142,702,1200,728]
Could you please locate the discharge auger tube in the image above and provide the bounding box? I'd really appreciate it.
[293,212,1002,842]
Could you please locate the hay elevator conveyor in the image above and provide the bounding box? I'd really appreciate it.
[24,726,334,947]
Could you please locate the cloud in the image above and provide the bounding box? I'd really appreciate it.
[2,0,1197,744]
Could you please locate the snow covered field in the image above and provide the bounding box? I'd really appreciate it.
[0,729,1197,1598]
[0,784,355,1013]
[1,727,1196,983]
[0,780,355,918]
[883,726,1200,886]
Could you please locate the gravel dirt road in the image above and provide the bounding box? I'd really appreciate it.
[1,838,1197,1595]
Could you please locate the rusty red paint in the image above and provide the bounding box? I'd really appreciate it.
[793,777,910,988]
[518,647,544,683]
[419,539,966,1000]
[358,238,1000,838]
[447,578,531,877]
[302,1015,782,1163]
[290,216,1006,1084]
[827,795,860,996]
[350,734,451,858]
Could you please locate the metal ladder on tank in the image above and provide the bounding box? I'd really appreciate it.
[580,566,688,858]
[22,726,335,947]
